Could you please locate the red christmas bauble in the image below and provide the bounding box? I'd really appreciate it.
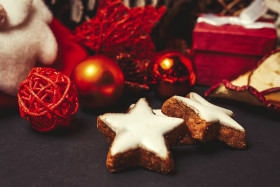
[149,51,196,98]
[18,67,79,132]
[72,55,125,108]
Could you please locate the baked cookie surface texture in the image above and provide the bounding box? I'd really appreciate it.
[162,92,246,149]
[97,98,186,174]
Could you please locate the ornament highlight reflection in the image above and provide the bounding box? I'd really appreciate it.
[72,55,124,108]
[160,58,174,70]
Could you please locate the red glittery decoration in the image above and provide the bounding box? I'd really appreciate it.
[73,0,166,64]
[18,67,79,132]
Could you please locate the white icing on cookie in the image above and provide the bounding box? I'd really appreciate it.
[131,105,176,118]
[153,109,165,116]
[130,105,164,117]
[130,105,164,116]
[189,92,234,117]
[174,93,244,131]
[100,98,184,158]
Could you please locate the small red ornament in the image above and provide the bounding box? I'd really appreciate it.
[72,55,125,108]
[149,51,196,98]
[18,67,79,132]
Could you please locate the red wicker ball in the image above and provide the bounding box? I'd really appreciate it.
[18,67,79,132]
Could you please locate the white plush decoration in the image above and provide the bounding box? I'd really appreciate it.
[0,0,58,95]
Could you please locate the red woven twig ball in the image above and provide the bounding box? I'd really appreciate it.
[18,67,79,132]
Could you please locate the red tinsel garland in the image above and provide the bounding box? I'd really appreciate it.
[18,67,79,132]
[73,0,166,66]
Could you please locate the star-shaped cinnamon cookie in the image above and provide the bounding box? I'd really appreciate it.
[162,92,246,149]
[97,98,187,174]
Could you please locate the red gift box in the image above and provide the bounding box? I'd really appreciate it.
[192,17,277,86]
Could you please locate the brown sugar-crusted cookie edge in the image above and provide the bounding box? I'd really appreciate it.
[106,147,175,174]
[97,116,116,143]
[162,97,218,143]
[218,125,246,149]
